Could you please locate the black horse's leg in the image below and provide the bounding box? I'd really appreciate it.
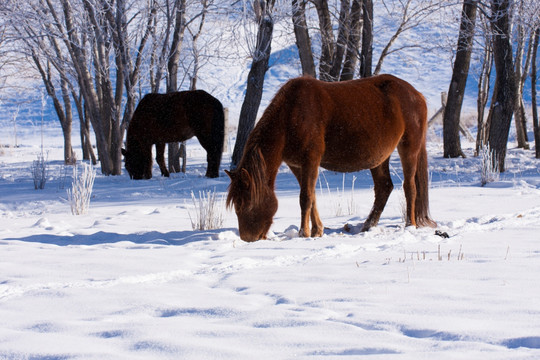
[155,142,170,177]
[197,133,222,178]
[362,158,393,231]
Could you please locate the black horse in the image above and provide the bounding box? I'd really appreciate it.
[122,90,224,179]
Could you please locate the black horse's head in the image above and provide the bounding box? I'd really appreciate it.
[122,147,152,180]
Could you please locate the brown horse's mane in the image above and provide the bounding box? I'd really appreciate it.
[231,79,297,209]
[226,141,268,211]
[226,82,293,211]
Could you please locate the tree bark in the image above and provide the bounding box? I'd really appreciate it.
[75,96,97,164]
[360,0,373,78]
[532,27,540,158]
[231,5,274,168]
[312,0,334,81]
[292,0,316,77]
[340,0,362,81]
[513,20,529,149]
[475,27,492,155]
[328,0,351,81]
[443,0,477,158]
[167,0,187,174]
[487,0,516,172]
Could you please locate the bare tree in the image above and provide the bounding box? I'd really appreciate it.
[443,0,478,159]
[531,27,540,158]
[308,0,364,81]
[511,0,539,150]
[359,0,373,78]
[231,0,277,168]
[374,0,447,75]
[165,0,188,174]
[292,0,316,76]
[474,13,493,155]
[3,0,156,175]
[4,1,77,164]
[486,0,516,172]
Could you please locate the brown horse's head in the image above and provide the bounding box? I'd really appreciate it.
[225,150,277,242]
[121,146,152,180]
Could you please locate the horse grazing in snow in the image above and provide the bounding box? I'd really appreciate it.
[122,90,224,179]
[226,74,436,242]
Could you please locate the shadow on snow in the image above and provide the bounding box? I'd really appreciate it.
[4,228,239,247]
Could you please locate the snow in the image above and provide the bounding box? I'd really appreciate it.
[1,114,540,359]
[1,12,540,359]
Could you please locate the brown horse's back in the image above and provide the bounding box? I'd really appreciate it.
[270,75,426,173]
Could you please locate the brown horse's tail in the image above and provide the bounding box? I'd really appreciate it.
[415,142,437,228]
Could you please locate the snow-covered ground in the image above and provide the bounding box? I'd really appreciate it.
[1,115,540,359]
[1,5,540,357]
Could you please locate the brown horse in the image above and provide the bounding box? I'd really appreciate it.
[122,90,224,179]
[226,74,436,242]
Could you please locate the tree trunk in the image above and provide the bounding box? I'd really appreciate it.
[487,0,516,172]
[78,99,97,164]
[292,0,316,77]
[313,0,334,81]
[513,21,529,149]
[443,0,477,158]
[340,0,362,81]
[360,0,373,78]
[167,0,187,174]
[231,9,274,168]
[328,0,351,81]
[59,74,75,164]
[30,48,75,165]
[532,27,540,159]
[475,31,492,155]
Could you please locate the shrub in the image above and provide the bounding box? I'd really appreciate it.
[67,163,96,215]
[480,143,499,186]
[31,153,48,190]
[188,189,224,231]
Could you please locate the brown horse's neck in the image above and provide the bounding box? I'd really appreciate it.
[240,115,285,189]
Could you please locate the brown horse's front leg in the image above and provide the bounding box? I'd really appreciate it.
[309,200,324,237]
[297,165,323,238]
[362,159,393,232]
[155,143,170,177]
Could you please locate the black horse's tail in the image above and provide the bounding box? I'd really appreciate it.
[206,97,225,178]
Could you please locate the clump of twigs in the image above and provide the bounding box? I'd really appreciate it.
[188,189,224,230]
[480,143,500,186]
[67,163,96,215]
[31,153,48,190]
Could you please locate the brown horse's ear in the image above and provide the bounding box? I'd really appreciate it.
[240,168,251,189]
[224,169,234,180]
[121,148,127,156]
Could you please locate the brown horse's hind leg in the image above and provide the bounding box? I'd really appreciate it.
[362,158,394,232]
[155,142,170,177]
[398,146,420,228]
[290,165,324,238]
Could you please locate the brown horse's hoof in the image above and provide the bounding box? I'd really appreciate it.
[311,228,324,238]
[298,228,310,238]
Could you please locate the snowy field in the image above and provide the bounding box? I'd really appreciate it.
[1,9,540,357]
[1,116,540,359]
